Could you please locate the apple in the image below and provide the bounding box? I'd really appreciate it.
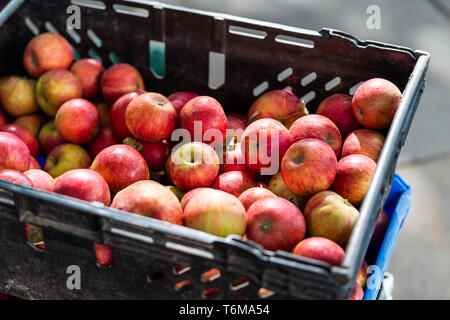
[0,169,34,186]
[180,187,209,210]
[246,197,306,251]
[352,78,402,130]
[87,126,121,159]
[241,118,291,174]
[289,114,342,158]
[267,172,307,209]
[24,169,55,192]
[211,171,257,197]
[226,113,248,142]
[12,114,46,137]
[183,188,246,237]
[356,260,368,288]
[292,237,345,266]
[101,63,145,103]
[220,141,256,178]
[95,101,110,128]
[166,142,219,191]
[111,180,182,225]
[0,109,6,127]
[304,191,359,246]
[28,156,41,170]
[109,91,144,138]
[0,76,39,117]
[1,124,39,157]
[126,92,177,142]
[349,283,364,300]
[91,144,149,193]
[342,129,385,163]
[0,132,31,171]
[35,69,83,116]
[70,58,104,99]
[44,143,91,178]
[55,98,99,144]
[238,187,276,210]
[54,169,111,206]
[166,186,186,201]
[124,137,170,172]
[331,154,377,206]
[316,94,361,138]
[38,120,65,155]
[370,209,390,247]
[168,91,198,117]
[281,139,337,196]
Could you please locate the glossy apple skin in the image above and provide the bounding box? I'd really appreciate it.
[331,154,377,206]
[109,91,143,138]
[126,92,177,142]
[87,126,121,159]
[44,144,91,178]
[180,96,227,144]
[54,169,111,206]
[23,33,74,78]
[370,209,390,247]
[317,94,361,138]
[101,63,145,103]
[139,140,170,172]
[0,132,31,171]
[183,188,246,237]
[246,197,306,252]
[28,157,41,170]
[70,58,105,99]
[166,142,219,191]
[292,237,345,266]
[24,169,54,192]
[91,144,149,194]
[0,76,39,117]
[304,191,359,247]
[168,91,198,117]
[220,142,256,178]
[1,124,39,157]
[238,187,276,211]
[352,78,402,130]
[211,171,257,197]
[111,180,183,225]
[38,120,65,155]
[281,139,337,196]
[0,169,34,186]
[289,114,342,158]
[180,187,209,210]
[13,114,46,138]
[55,98,99,144]
[349,283,364,300]
[342,129,385,163]
[35,69,83,116]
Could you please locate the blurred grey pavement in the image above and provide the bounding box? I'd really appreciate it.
[164,0,450,299]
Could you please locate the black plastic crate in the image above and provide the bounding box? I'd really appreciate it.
[0,0,430,300]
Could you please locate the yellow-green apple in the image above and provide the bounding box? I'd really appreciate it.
[23,33,74,78]
[211,171,257,197]
[126,92,177,142]
[356,260,369,288]
[342,129,385,162]
[38,120,65,155]
[166,141,219,190]
[124,137,170,172]
[87,126,121,158]
[91,144,149,193]
[44,143,91,178]
[54,169,111,206]
[28,156,41,170]
[317,94,361,138]
[101,63,145,103]
[0,169,34,186]
[24,169,55,192]
[289,114,342,158]
[331,154,377,206]
[281,139,337,196]
[352,78,402,130]
[0,76,39,117]
[166,185,186,201]
[220,141,256,178]
[292,237,345,266]
[35,69,82,116]
[109,91,144,138]
[304,191,359,246]
[241,118,291,175]
[1,124,39,157]
[0,132,31,171]
[180,187,208,210]
[13,114,46,137]
[349,283,364,300]
[246,197,306,251]
[168,91,198,117]
[55,98,100,144]
[183,188,246,237]
[370,209,390,247]
[94,101,110,128]
[111,180,183,225]
[268,172,308,209]
[70,58,104,99]
[238,187,276,210]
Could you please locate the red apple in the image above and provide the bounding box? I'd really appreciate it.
[349,283,364,300]
[91,144,149,193]
[101,63,145,103]
[24,169,55,192]
[109,91,144,138]
[304,191,359,246]
[370,209,390,247]
[168,91,198,117]
[95,243,114,267]
[220,141,256,178]
[1,124,39,157]
[55,98,99,144]
[38,120,65,155]
[317,94,361,138]
[0,169,34,186]
[238,187,276,210]
[246,197,306,251]
[44,144,91,178]
[342,129,385,163]
[281,139,337,196]
[12,114,46,137]
[289,114,342,158]
[23,33,74,78]
[0,132,31,171]
[183,188,246,237]
[356,260,369,287]
[70,58,105,99]
[211,171,257,197]
[87,126,121,159]
[331,154,377,206]
[180,187,209,210]
[352,78,402,130]
[124,137,170,172]
[28,156,41,170]
[292,237,345,266]
[0,76,39,117]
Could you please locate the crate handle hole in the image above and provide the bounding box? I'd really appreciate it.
[202,287,220,299]
[300,90,316,104]
[253,81,269,97]
[174,279,192,292]
[44,22,59,34]
[258,288,275,299]
[201,268,221,282]
[147,271,164,283]
[87,29,102,48]
[109,52,120,64]
[277,67,293,82]
[66,28,81,44]
[113,4,149,18]
[230,276,250,291]
[275,34,314,49]
[173,264,191,275]
[325,76,342,91]
[24,17,39,35]
[71,0,106,10]
[228,25,267,39]
[301,72,317,86]
[349,81,364,96]
[88,48,102,63]
[208,51,225,90]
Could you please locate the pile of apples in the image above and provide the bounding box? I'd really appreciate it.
[0,33,401,300]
